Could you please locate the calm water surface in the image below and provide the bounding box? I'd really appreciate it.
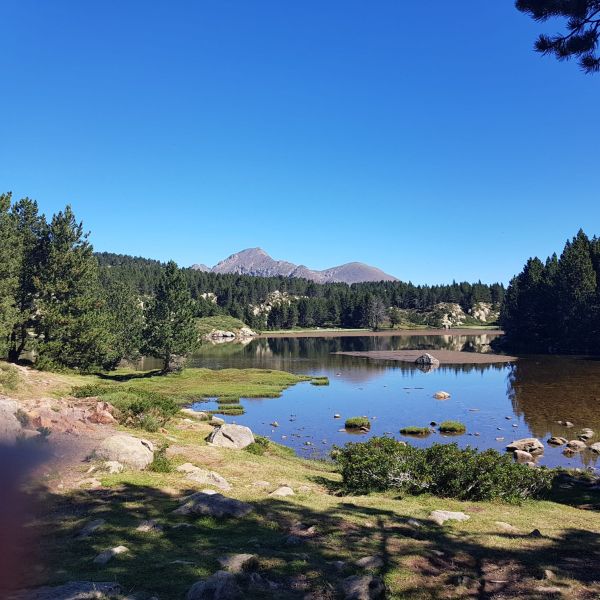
[176,334,599,470]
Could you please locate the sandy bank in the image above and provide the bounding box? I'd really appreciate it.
[333,348,517,365]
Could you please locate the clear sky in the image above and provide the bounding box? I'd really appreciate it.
[1,1,598,284]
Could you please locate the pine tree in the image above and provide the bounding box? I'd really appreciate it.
[105,280,144,363]
[143,261,198,372]
[0,193,19,357]
[35,206,117,371]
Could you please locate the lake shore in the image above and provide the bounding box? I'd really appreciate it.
[258,327,503,338]
[334,348,517,365]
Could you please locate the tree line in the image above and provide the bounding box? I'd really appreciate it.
[97,252,504,331]
[0,194,197,372]
[500,229,600,353]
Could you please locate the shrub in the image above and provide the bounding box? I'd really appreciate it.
[71,384,114,398]
[439,420,466,434]
[400,426,430,436]
[245,435,271,456]
[334,438,554,503]
[149,443,174,472]
[101,389,179,431]
[345,417,371,430]
[0,363,20,392]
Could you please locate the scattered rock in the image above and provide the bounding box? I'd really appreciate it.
[429,510,470,526]
[186,570,242,600]
[93,434,154,470]
[415,353,440,367]
[251,480,271,488]
[334,413,341,419]
[136,519,163,533]
[93,545,129,565]
[87,402,117,425]
[207,424,255,449]
[590,442,600,453]
[341,575,385,600]
[578,428,594,441]
[76,519,105,539]
[176,463,231,491]
[495,521,518,533]
[270,421,279,427]
[506,438,544,454]
[11,581,122,599]
[77,477,102,489]
[566,440,586,452]
[269,486,294,497]
[433,391,450,400]
[173,491,253,518]
[181,408,210,421]
[513,449,534,463]
[543,569,556,581]
[557,420,574,428]
[547,436,568,446]
[218,553,258,573]
[355,555,384,570]
[528,529,543,538]
[103,461,124,474]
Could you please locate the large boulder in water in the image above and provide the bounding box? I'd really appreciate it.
[207,424,254,449]
[506,438,544,454]
[415,353,440,367]
[93,434,154,470]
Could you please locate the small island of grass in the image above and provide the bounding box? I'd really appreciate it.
[310,376,330,386]
[345,416,371,430]
[439,420,467,434]
[399,426,431,436]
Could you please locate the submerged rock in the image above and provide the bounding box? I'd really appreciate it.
[566,440,586,452]
[547,436,568,446]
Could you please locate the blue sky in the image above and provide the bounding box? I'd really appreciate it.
[1,1,598,284]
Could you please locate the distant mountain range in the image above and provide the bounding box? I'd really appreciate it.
[190,248,398,284]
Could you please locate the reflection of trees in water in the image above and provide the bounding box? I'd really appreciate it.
[507,357,600,440]
[186,335,509,381]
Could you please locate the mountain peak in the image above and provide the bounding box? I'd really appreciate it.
[193,248,398,284]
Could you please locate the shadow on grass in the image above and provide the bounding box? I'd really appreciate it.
[10,481,600,599]
[95,370,164,382]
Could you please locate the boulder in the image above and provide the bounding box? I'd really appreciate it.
[506,438,544,454]
[547,436,568,446]
[513,449,533,463]
[181,408,210,421]
[0,398,21,443]
[210,416,225,426]
[135,519,163,533]
[176,463,231,491]
[186,570,242,600]
[566,439,586,452]
[341,575,385,600]
[207,424,254,449]
[578,429,594,441]
[93,434,154,470]
[173,490,253,518]
[415,353,440,367]
[217,553,258,573]
[76,519,105,539]
[269,486,294,497]
[355,555,384,569]
[87,402,117,425]
[10,581,122,599]
[433,391,450,400]
[590,442,600,454]
[429,510,470,526]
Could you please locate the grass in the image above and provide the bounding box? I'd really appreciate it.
[29,415,600,599]
[196,315,251,338]
[400,426,431,436]
[310,376,329,386]
[210,404,245,416]
[439,420,467,434]
[344,416,371,430]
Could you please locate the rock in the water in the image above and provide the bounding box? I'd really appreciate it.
[506,438,544,454]
[355,555,384,569]
[566,439,586,452]
[10,581,122,599]
[557,420,574,428]
[173,491,253,518]
[0,398,21,443]
[547,436,567,446]
[76,518,105,539]
[513,449,534,463]
[590,442,600,453]
[93,434,154,470]
[269,486,294,497]
[429,510,470,526]
[578,428,594,441]
[207,424,254,449]
[218,553,258,573]
[341,575,385,600]
[93,545,129,565]
[186,570,242,600]
[433,391,450,400]
[415,353,440,367]
[177,463,231,491]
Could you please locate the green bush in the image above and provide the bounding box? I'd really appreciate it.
[245,435,271,456]
[334,438,554,503]
[400,426,430,436]
[439,420,466,434]
[345,417,371,430]
[0,363,20,392]
[149,443,174,473]
[71,383,114,398]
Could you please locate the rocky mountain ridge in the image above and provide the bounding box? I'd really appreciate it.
[191,248,398,284]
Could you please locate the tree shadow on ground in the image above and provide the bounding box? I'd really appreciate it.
[96,370,163,382]
[11,482,600,599]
